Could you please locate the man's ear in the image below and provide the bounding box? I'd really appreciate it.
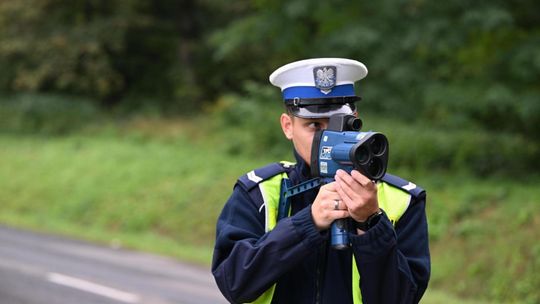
[280,113,293,140]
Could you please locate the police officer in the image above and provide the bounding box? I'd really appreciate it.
[212,58,430,303]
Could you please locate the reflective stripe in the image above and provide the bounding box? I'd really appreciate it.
[402,181,417,191]
[352,258,361,304]
[250,171,288,304]
[259,172,288,232]
[248,170,263,183]
[352,182,412,304]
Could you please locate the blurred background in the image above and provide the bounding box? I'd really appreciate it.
[0,0,539,303]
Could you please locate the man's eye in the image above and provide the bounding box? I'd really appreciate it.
[308,122,322,130]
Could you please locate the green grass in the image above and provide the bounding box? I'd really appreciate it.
[421,289,495,304]
[1,116,539,303]
[0,118,271,265]
[419,173,540,303]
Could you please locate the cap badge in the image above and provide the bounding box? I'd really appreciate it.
[313,66,336,94]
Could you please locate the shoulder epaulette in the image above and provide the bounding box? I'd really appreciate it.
[237,162,294,192]
[381,173,426,199]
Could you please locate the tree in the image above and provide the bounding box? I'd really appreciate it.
[208,0,540,139]
[0,0,225,110]
[0,0,130,101]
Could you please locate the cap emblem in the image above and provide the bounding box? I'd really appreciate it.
[313,66,336,94]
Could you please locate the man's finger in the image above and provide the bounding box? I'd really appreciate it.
[335,169,355,186]
[351,170,376,188]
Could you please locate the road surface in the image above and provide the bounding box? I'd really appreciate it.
[0,225,227,304]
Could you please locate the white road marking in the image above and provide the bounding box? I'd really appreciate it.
[47,272,140,303]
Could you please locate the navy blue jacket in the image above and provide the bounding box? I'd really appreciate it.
[212,153,430,303]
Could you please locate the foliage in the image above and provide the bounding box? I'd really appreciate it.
[366,115,540,177]
[0,0,225,110]
[0,93,101,134]
[208,0,540,141]
[206,84,540,177]
[3,1,536,167]
[0,1,130,99]
[206,82,291,159]
[0,1,538,131]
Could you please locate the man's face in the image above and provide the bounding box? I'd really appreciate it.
[280,114,329,164]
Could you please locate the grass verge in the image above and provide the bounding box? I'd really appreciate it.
[1,116,538,303]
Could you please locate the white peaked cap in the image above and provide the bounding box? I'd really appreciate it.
[268,58,368,118]
[269,58,367,94]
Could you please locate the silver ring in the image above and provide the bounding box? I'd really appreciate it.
[334,199,340,210]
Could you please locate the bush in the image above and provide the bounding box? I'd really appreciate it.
[0,93,101,135]
[363,114,540,177]
[208,84,540,177]
[207,81,292,159]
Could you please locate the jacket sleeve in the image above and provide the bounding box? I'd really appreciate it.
[211,184,324,303]
[350,196,431,304]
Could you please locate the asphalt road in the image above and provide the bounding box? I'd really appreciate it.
[0,225,227,304]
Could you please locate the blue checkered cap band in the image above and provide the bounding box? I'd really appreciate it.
[282,84,355,99]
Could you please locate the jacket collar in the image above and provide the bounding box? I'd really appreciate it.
[293,150,312,181]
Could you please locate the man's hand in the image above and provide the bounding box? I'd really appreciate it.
[311,182,350,231]
[334,169,379,222]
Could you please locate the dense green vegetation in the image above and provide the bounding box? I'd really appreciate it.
[1,1,539,303]
[1,1,539,139]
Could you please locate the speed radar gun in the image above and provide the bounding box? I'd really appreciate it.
[277,113,389,250]
[311,113,389,249]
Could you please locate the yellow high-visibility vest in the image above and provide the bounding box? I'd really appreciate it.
[250,168,412,304]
